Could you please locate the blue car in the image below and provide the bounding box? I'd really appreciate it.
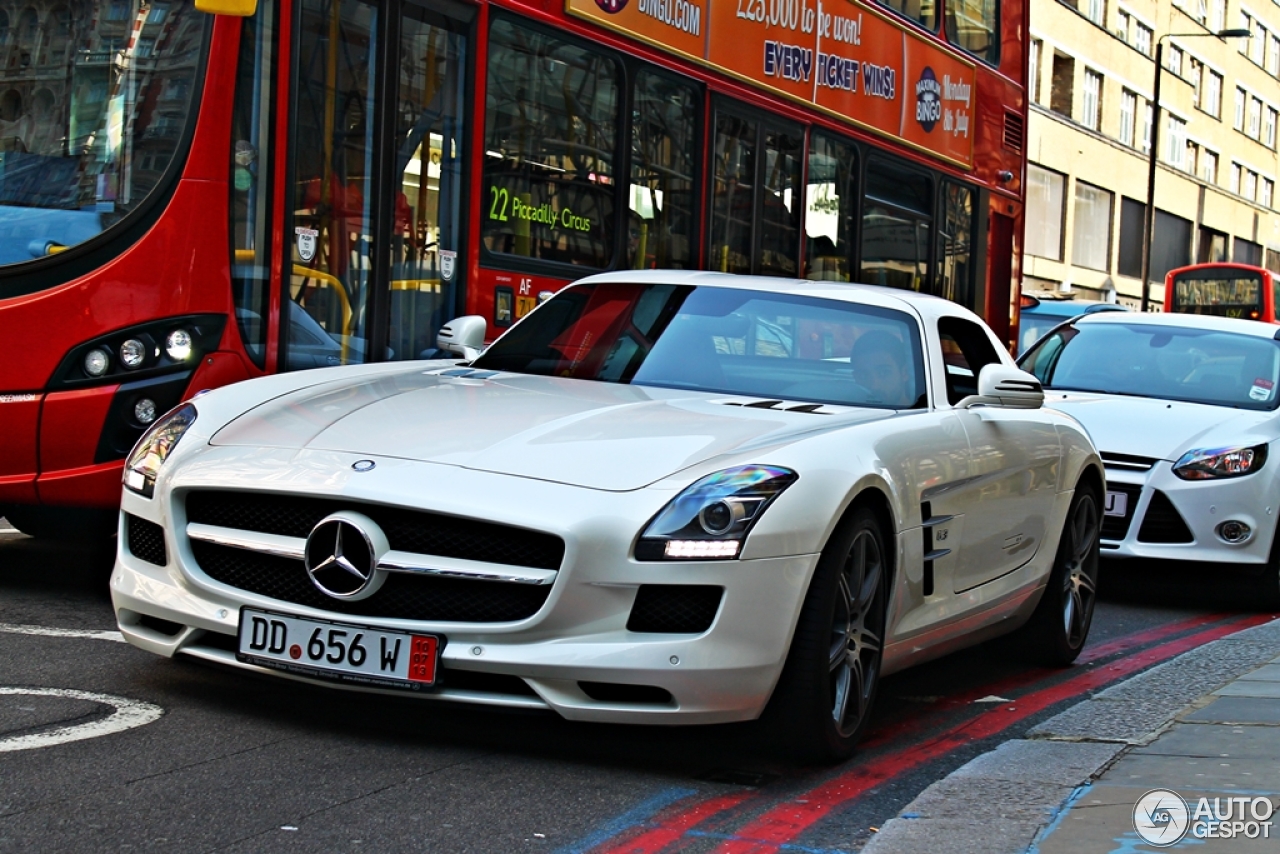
[1018,295,1129,355]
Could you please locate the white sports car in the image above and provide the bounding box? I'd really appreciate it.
[112,271,1103,761]
[1019,311,1280,606]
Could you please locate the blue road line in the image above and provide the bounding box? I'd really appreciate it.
[554,786,699,854]
[1026,782,1093,854]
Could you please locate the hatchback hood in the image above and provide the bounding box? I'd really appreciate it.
[1045,392,1275,460]
[211,368,891,490]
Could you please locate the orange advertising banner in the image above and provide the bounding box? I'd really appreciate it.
[565,0,976,168]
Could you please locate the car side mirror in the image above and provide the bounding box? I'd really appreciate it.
[956,364,1044,410]
[436,315,487,361]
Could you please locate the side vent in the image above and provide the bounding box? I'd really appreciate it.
[1003,110,1025,152]
[920,502,954,597]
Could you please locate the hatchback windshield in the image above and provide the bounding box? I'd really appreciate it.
[473,282,928,408]
[1021,322,1280,411]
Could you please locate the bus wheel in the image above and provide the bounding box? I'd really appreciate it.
[4,507,117,542]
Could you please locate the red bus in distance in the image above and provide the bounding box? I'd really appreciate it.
[0,0,1029,538]
[1164,263,1279,323]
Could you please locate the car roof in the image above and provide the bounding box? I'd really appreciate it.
[1074,310,1280,338]
[574,270,982,325]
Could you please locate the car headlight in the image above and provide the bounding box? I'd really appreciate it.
[636,465,798,561]
[123,403,197,498]
[1172,444,1269,480]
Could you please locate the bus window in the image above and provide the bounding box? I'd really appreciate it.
[861,157,932,292]
[0,0,207,266]
[1167,265,1269,320]
[937,182,975,304]
[710,103,802,277]
[628,70,699,271]
[945,0,1000,65]
[877,0,938,32]
[804,133,858,282]
[482,18,620,269]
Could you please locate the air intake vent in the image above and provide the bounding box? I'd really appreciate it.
[126,514,167,566]
[1003,110,1025,152]
[1137,491,1194,544]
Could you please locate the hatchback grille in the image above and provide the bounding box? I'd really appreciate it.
[1101,483,1143,541]
[1101,452,1159,472]
[125,514,167,566]
[184,490,564,570]
[1137,491,1194,544]
[191,541,551,622]
[627,585,723,634]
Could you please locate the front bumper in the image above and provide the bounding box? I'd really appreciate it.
[111,451,820,725]
[1100,458,1276,564]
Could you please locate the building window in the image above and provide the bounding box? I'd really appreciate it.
[1167,116,1187,167]
[1135,22,1152,56]
[1142,102,1153,153]
[1267,107,1278,147]
[1029,39,1042,105]
[1051,53,1074,118]
[1190,59,1203,107]
[1083,70,1102,130]
[1235,87,1247,130]
[1115,9,1131,40]
[1231,162,1242,194]
[1263,178,1274,208]
[1195,0,1208,22]
[1186,141,1199,175]
[1269,35,1280,75]
[1205,70,1223,117]
[1250,97,1262,138]
[1201,149,1218,183]
[1026,164,1066,261]
[1119,89,1136,146]
[1166,45,1183,77]
[1086,0,1105,25]
[1240,12,1254,55]
[1072,181,1113,271]
[1211,0,1226,31]
[1245,170,1259,200]
[1118,197,1145,278]
[1254,24,1268,65]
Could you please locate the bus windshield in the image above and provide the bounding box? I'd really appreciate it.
[1170,270,1265,319]
[0,0,206,265]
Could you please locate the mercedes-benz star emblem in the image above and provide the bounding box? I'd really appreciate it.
[304,513,387,600]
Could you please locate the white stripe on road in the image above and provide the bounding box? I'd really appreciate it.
[0,623,126,643]
[0,687,163,752]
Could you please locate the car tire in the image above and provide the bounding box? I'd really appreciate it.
[3,506,117,542]
[761,505,888,764]
[1017,483,1101,666]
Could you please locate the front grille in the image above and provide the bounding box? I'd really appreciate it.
[126,514,167,566]
[1137,490,1194,544]
[1101,483,1143,541]
[185,491,564,570]
[627,585,723,634]
[1101,452,1159,472]
[191,541,551,622]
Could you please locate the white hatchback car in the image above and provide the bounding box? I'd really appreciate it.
[1020,311,1280,606]
[113,271,1103,761]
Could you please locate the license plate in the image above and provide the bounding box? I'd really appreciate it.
[237,608,440,690]
[1104,490,1128,518]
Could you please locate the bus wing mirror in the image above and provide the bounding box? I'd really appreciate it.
[437,315,487,361]
[195,0,258,16]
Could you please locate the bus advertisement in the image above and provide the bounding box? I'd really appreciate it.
[1165,262,1279,324]
[0,0,1028,538]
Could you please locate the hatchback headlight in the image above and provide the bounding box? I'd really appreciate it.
[636,465,798,561]
[123,403,197,498]
[1172,444,1268,480]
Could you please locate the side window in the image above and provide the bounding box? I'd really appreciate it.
[939,316,1002,404]
[861,156,932,292]
[1022,331,1066,383]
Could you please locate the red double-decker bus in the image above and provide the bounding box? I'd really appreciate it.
[0,0,1028,538]
[1164,262,1280,323]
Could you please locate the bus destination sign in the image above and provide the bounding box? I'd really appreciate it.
[567,0,977,169]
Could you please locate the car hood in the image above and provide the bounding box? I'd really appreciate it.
[211,368,893,490]
[1044,392,1276,460]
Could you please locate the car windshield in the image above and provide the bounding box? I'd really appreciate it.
[473,282,928,408]
[1021,322,1280,411]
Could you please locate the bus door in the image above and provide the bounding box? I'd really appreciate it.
[286,0,470,369]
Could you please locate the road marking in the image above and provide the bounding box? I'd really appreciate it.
[0,623,126,643]
[0,687,163,752]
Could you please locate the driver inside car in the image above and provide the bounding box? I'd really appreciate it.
[850,330,914,406]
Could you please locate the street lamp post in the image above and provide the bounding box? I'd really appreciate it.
[1139,28,1252,312]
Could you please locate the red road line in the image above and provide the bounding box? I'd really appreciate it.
[709,612,1275,854]
[587,611,1269,854]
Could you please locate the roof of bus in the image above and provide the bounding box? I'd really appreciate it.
[1077,310,1280,338]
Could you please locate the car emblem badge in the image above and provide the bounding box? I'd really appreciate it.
[352,460,376,472]
[304,513,387,600]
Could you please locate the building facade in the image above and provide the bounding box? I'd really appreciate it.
[1027,0,1280,308]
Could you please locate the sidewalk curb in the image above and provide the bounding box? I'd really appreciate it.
[859,618,1280,854]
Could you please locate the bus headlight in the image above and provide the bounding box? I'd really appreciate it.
[636,465,798,561]
[83,348,110,377]
[123,403,197,498]
[120,338,148,369]
[165,328,194,361]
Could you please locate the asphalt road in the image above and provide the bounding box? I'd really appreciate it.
[0,522,1271,854]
